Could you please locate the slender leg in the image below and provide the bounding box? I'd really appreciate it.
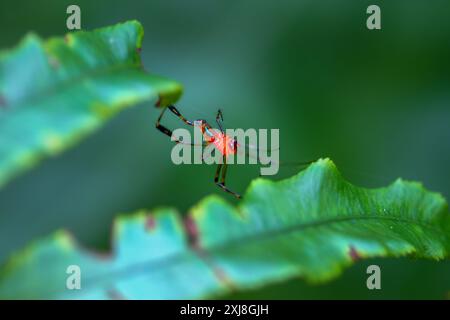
[155,107,173,138]
[168,105,194,126]
[214,163,222,184]
[214,156,242,199]
[155,106,205,146]
[215,109,224,133]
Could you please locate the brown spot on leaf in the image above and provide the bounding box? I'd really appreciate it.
[146,215,156,231]
[184,215,200,249]
[136,47,142,54]
[106,288,126,300]
[155,96,162,107]
[349,246,361,262]
[211,265,235,290]
[183,215,235,290]
[87,250,112,261]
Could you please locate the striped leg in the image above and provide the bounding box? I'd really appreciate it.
[155,106,205,146]
[214,156,242,199]
[167,105,194,126]
[155,107,173,137]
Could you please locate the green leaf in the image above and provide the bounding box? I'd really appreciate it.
[0,20,182,188]
[0,159,448,299]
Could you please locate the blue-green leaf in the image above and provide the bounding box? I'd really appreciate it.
[0,159,448,299]
[0,20,182,188]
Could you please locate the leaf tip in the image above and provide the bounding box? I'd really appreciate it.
[315,157,338,170]
[53,229,76,247]
[190,194,228,219]
[115,19,144,49]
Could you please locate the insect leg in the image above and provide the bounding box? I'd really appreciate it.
[214,162,223,184]
[167,105,194,126]
[155,107,172,137]
[215,109,224,133]
[155,107,205,146]
[214,156,242,199]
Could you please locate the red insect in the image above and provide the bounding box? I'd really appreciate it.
[156,105,242,198]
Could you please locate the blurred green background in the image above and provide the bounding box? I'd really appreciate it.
[0,0,449,299]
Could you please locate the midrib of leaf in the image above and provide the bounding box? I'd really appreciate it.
[47,212,447,298]
[202,214,447,251]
